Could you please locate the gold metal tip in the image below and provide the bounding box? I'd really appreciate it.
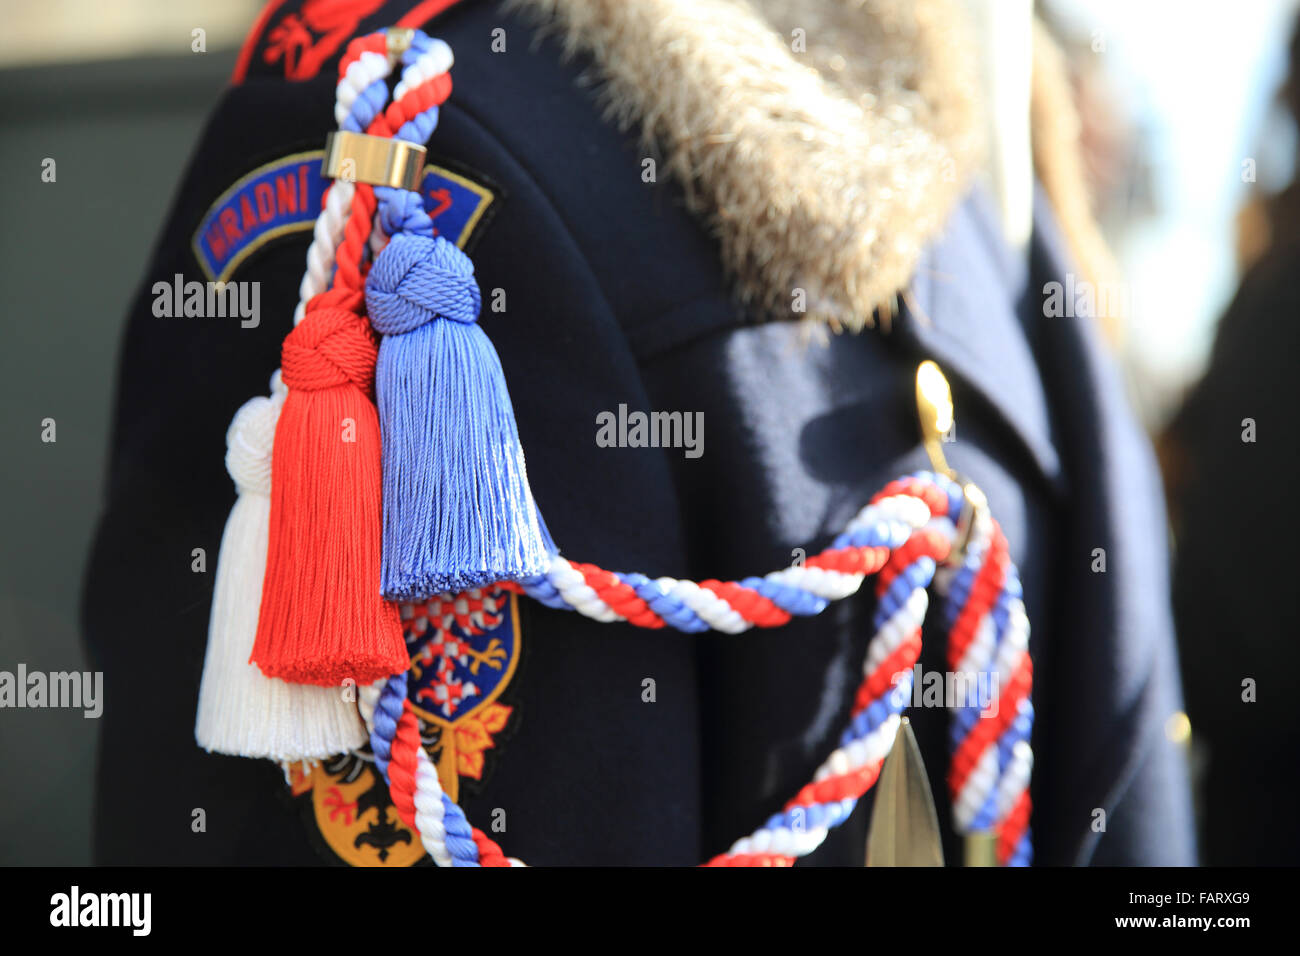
[322,131,427,191]
[963,831,999,867]
[386,27,416,65]
[950,481,989,564]
[915,360,956,478]
[1166,711,1192,745]
[865,717,945,867]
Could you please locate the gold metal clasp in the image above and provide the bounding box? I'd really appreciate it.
[915,361,989,564]
[386,27,416,67]
[322,131,426,191]
[915,360,956,480]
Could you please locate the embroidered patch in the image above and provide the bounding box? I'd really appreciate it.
[192,150,498,282]
[288,586,522,867]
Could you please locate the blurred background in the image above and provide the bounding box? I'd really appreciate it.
[0,0,1295,865]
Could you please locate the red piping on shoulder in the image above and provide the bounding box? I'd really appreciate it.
[231,0,290,85]
[230,0,467,86]
[397,0,466,29]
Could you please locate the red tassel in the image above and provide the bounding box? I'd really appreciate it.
[251,303,405,686]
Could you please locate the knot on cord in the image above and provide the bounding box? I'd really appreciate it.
[375,187,432,238]
[224,390,283,497]
[365,233,481,335]
[281,308,377,393]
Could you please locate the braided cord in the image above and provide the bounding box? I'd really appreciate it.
[371,36,453,251]
[506,475,957,633]
[362,471,1034,866]
[707,522,949,864]
[935,506,1034,864]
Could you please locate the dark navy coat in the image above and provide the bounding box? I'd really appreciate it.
[83,0,1195,865]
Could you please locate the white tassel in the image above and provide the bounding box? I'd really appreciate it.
[195,373,368,761]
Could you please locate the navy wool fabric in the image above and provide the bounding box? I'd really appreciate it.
[82,0,1195,865]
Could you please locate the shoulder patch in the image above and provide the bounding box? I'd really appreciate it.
[192,150,499,282]
[286,586,522,867]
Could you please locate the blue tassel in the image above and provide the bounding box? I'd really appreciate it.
[366,232,555,600]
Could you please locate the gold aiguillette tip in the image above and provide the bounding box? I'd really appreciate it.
[865,717,945,867]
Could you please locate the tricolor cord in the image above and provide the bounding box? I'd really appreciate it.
[288,34,392,326]
[940,502,1034,864]
[363,471,1034,866]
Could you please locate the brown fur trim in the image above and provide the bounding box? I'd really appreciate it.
[508,0,981,330]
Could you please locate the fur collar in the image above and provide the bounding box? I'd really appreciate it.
[510,0,1105,333]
